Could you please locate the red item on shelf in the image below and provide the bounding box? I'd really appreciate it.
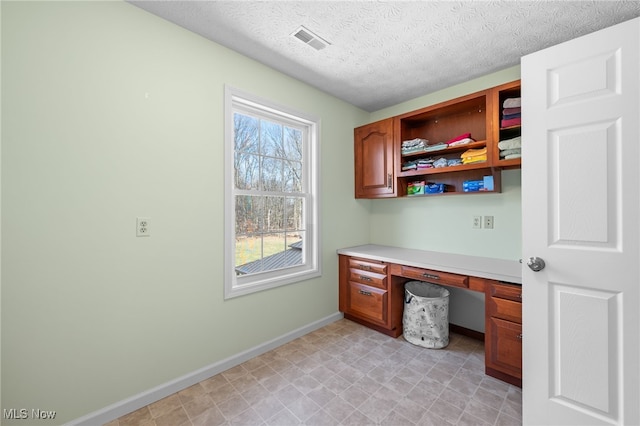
[445,132,471,145]
[501,117,521,128]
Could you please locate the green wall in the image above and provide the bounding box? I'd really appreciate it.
[1,2,369,424]
[1,1,523,424]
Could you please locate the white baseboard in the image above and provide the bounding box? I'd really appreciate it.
[67,312,344,426]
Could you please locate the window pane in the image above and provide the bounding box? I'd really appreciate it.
[285,197,303,230]
[283,160,302,192]
[264,233,287,260]
[260,120,282,157]
[234,113,259,154]
[235,232,304,276]
[261,157,283,192]
[234,152,260,190]
[235,235,263,272]
[235,195,263,235]
[264,196,285,232]
[286,232,303,268]
[284,127,303,161]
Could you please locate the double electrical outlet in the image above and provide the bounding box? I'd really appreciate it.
[473,215,494,229]
[136,217,150,237]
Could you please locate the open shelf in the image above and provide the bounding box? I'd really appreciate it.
[398,167,501,197]
[401,140,487,159]
[493,80,522,168]
[399,161,491,177]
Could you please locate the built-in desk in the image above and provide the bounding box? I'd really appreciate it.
[337,244,523,386]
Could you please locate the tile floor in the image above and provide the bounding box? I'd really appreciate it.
[107,319,522,426]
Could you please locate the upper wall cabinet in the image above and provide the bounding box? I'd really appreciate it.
[354,118,396,198]
[354,80,521,198]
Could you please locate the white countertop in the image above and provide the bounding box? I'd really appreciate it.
[337,244,522,284]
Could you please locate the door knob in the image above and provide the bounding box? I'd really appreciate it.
[527,257,546,272]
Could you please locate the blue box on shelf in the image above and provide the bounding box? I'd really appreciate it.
[425,183,445,194]
[483,176,494,191]
[463,180,484,192]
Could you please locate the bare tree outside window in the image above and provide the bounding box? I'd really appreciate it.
[233,113,304,275]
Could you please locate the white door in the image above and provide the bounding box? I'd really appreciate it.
[522,17,639,425]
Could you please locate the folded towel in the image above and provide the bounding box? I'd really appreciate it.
[462,155,487,164]
[500,148,521,157]
[504,153,522,160]
[501,117,521,128]
[448,137,474,147]
[503,107,521,115]
[401,138,428,148]
[461,147,487,159]
[416,159,434,169]
[502,113,521,120]
[433,157,448,168]
[424,142,448,152]
[401,138,428,154]
[498,136,522,150]
[445,132,471,145]
[402,161,417,171]
[503,97,521,108]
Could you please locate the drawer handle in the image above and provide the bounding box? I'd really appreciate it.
[359,290,372,296]
[422,273,440,280]
[517,334,523,340]
[359,275,372,282]
[359,264,371,271]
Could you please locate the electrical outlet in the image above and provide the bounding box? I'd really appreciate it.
[472,215,482,229]
[484,215,494,229]
[136,217,150,237]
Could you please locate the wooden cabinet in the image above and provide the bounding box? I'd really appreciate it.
[353,80,521,198]
[354,118,395,198]
[485,280,522,387]
[339,253,523,386]
[338,255,403,337]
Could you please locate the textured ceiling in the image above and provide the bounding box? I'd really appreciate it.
[129,1,640,112]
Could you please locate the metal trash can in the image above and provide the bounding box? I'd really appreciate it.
[403,281,450,349]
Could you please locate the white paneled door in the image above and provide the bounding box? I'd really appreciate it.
[522,18,639,425]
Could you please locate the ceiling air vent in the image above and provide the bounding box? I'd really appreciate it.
[292,26,330,51]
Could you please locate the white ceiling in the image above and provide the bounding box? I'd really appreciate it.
[129,1,640,112]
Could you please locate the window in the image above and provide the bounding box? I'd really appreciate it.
[224,86,321,299]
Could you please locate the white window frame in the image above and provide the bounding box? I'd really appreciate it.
[224,86,321,299]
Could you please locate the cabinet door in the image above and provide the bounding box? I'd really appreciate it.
[354,118,395,198]
[487,317,522,379]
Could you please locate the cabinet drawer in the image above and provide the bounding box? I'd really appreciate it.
[399,265,468,289]
[489,297,522,323]
[349,269,387,290]
[489,282,522,302]
[348,282,388,325]
[348,257,387,275]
